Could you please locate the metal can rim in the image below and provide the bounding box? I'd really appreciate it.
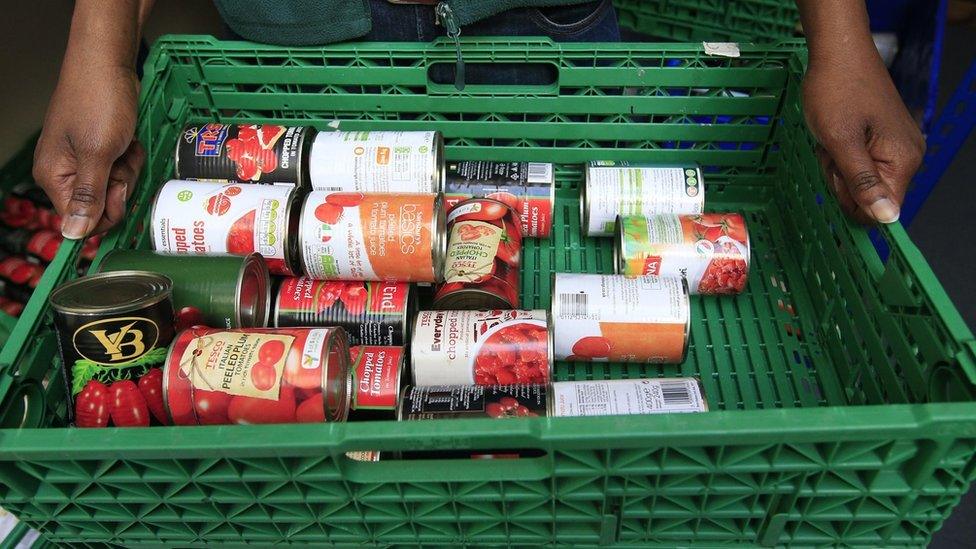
[431,288,513,311]
[432,132,445,194]
[408,313,424,387]
[281,186,302,276]
[148,181,174,253]
[431,193,447,283]
[50,270,173,316]
[613,214,625,274]
[580,165,591,238]
[237,253,271,328]
[322,327,352,423]
[295,126,312,189]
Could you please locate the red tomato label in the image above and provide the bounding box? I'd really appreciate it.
[177,331,294,400]
[350,346,402,410]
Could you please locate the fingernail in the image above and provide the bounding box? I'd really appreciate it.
[61,214,89,239]
[868,198,900,224]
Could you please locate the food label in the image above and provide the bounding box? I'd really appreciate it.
[309,131,438,192]
[178,124,306,184]
[444,161,554,237]
[350,345,402,409]
[401,384,549,419]
[552,274,688,362]
[584,162,703,236]
[443,221,502,283]
[618,213,749,294]
[300,191,436,281]
[412,310,550,386]
[178,332,294,400]
[552,378,706,416]
[151,180,294,274]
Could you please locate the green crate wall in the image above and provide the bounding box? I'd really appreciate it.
[0,38,973,547]
[614,0,799,41]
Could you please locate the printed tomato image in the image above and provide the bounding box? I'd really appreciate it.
[486,396,539,418]
[399,384,549,420]
[176,124,310,186]
[74,380,111,428]
[163,327,351,425]
[443,161,555,237]
[616,213,750,295]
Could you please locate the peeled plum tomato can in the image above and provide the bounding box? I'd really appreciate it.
[162,327,351,426]
[298,191,446,282]
[551,378,708,417]
[551,273,689,363]
[443,161,555,238]
[432,198,522,310]
[49,271,175,427]
[615,213,750,295]
[150,180,300,276]
[273,277,412,346]
[348,345,404,420]
[398,384,549,420]
[97,250,270,329]
[411,310,552,386]
[308,131,444,193]
[581,162,705,237]
[174,123,312,186]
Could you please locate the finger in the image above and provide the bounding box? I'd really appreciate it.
[92,141,143,234]
[827,165,872,224]
[92,183,129,235]
[121,140,145,202]
[32,136,75,218]
[61,156,111,239]
[827,134,900,224]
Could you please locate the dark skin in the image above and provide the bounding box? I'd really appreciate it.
[35,0,925,238]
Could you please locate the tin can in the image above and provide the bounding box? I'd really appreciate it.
[98,250,270,329]
[551,378,708,416]
[348,345,403,420]
[444,161,555,238]
[308,130,444,193]
[0,227,63,263]
[411,310,552,386]
[582,162,705,237]
[615,213,750,294]
[150,180,300,276]
[298,191,445,282]
[49,271,175,427]
[273,277,412,346]
[0,254,44,297]
[175,123,312,186]
[551,273,689,363]
[432,198,522,310]
[399,384,549,420]
[163,326,351,426]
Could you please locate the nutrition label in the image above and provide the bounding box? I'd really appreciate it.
[551,378,706,416]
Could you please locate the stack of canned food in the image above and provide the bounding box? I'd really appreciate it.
[49,124,750,449]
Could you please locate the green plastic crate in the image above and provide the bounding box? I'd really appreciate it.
[614,0,799,42]
[0,37,973,547]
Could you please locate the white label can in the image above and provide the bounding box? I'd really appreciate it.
[582,161,704,237]
[551,378,707,416]
[308,131,444,193]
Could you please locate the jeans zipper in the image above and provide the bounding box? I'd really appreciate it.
[435,2,465,91]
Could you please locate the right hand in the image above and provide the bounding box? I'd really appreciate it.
[33,63,144,239]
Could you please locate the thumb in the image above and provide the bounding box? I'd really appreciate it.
[61,156,110,239]
[829,140,900,224]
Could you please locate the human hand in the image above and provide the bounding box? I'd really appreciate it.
[802,51,925,224]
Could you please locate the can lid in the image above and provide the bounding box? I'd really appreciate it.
[613,216,625,274]
[432,289,512,311]
[50,271,173,315]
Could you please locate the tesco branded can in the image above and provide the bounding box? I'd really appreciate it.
[163,327,351,426]
[348,345,403,420]
[551,273,689,363]
[298,191,446,282]
[308,131,444,193]
[411,310,552,386]
[582,162,705,237]
[175,123,312,186]
[615,213,750,295]
[150,180,300,276]
[399,384,549,420]
[444,161,555,238]
[433,198,522,310]
[273,277,412,346]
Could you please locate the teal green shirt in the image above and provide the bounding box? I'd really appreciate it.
[213,0,590,45]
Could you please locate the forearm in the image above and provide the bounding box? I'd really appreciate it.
[62,0,154,73]
[795,0,882,69]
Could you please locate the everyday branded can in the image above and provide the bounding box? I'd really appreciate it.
[411,310,552,386]
[433,198,522,310]
[175,123,312,185]
[273,277,412,346]
[399,384,549,420]
[308,131,444,193]
[98,250,270,329]
[615,213,750,295]
[348,345,403,420]
[444,161,555,238]
[551,378,707,416]
[163,327,350,425]
[582,162,705,237]
[551,273,689,363]
[49,271,175,427]
[150,180,300,276]
[298,191,445,282]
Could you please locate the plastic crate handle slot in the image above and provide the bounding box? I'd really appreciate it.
[425,37,561,96]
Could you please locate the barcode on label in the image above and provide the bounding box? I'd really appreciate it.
[527,162,553,184]
[558,293,588,318]
[318,187,342,192]
[659,381,691,407]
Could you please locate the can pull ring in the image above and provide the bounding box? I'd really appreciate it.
[435,2,465,91]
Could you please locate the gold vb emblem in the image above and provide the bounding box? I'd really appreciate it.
[90,322,146,362]
[73,316,159,365]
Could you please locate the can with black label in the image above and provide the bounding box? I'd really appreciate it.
[175,123,313,186]
[50,271,176,428]
[444,161,555,238]
[398,384,549,420]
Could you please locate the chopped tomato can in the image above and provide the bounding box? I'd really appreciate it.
[348,345,403,420]
[398,384,550,420]
[443,161,555,238]
[175,123,312,186]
